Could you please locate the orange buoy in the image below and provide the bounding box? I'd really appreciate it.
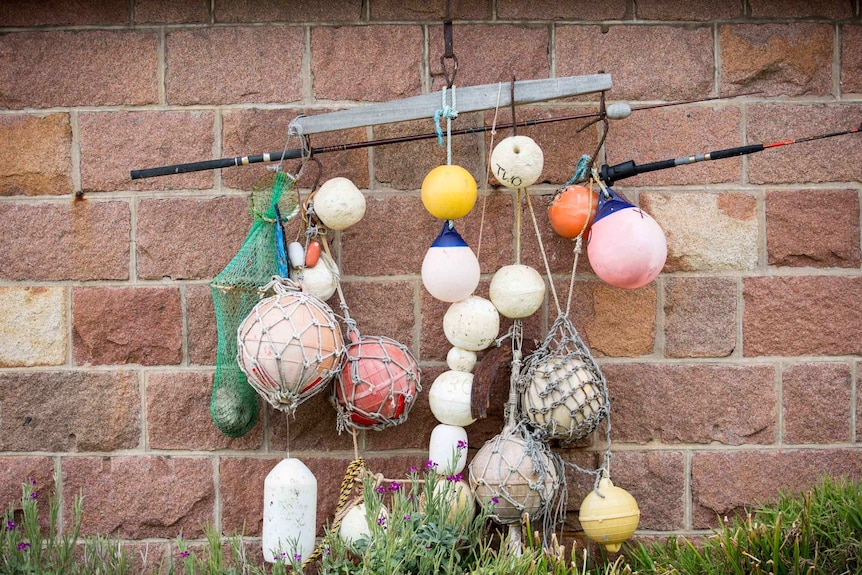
[305,240,321,268]
[547,185,598,239]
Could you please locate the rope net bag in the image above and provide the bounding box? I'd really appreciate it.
[519,171,610,442]
[333,327,421,431]
[468,418,561,525]
[237,276,344,412]
[210,171,299,437]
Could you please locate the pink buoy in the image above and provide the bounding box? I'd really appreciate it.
[333,332,421,430]
[587,188,667,290]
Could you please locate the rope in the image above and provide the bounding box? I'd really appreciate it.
[301,458,365,568]
[476,82,504,261]
[434,85,458,165]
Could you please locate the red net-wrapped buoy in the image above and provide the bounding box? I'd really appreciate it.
[332,333,421,430]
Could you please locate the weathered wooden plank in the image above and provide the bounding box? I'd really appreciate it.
[292,74,612,135]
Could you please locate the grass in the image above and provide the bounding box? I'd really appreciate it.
[2,473,860,574]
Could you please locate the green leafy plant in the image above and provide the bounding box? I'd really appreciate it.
[625,476,862,575]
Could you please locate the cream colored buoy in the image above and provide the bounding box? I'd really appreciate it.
[579,476,640,553]
[446,346,477,373]
[313,177,366,230]
[262,458,317,563]
[428,424,468,475]
[422,479,476,524]
[490,135,544,189]
[468,429,558,523]
[489,264,546,319]
[429,370,475,427]
[338,502,387,545]
[522,356,607,440]
[443,296,500,351]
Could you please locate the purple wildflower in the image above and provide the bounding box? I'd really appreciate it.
[376,516,386,526]
[491,496,500,504]
[293,554,302,562]
[446,473,463,483]
[29,492,38,499]
[374,486,387,493]
[425,460,437,470]
[5,520,16,531]
[408,466,418,473]
[17,542,30,551]
[28,478,35,486]
[179,551,190,559]
[389,482,401,492]
[403,514,411,521]
[456,440,468,450]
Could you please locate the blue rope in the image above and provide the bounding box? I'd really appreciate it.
[434,86,458,163]
[565,154,593,186]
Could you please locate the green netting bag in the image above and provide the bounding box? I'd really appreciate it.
[210,170,299,437]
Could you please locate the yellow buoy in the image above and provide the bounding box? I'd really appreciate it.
[578,476,640,553]
[421,165,478,220]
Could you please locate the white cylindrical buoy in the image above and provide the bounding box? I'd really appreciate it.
[262,458,317,563]
[313,177,366,230]
[429,370,476,427]
[446,346,477,373]
[490,135,544,189]
[488,264,545,319]
[606,103,632,120]
[443,296,500,351]
[428,424,468,475]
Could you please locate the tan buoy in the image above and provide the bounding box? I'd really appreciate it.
[578,475,640,553]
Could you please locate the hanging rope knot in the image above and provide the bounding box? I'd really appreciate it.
[565,154,593,186]
[434,85,459,145]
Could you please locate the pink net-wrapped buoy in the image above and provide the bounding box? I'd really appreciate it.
[237,279,344,412]
[333,333,421,430]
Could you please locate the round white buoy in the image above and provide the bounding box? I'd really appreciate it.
[262,458,317,563]
[421,223,480,303]
[313,177,366,230]
[429,370,475,427]
[428,424,468,475]
[490,135,544,189]
[443,296,500,351]
[489,264,546,319]
[446,346,477,373]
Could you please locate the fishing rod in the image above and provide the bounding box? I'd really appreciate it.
[130,93,756,180]
[599,123,862,185]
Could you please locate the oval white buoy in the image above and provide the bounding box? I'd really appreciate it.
[606,103,632,120]
[443,296,500,351]
[428,424,468,475]
[262,458,317,563]
[429,370,476,427]
[446,346,477,373]
[287,242,305,269]
[313,177,366,231]
[490,135,544,189]
[488,264,545,319]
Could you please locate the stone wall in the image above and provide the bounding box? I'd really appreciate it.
[1,0,861,560]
